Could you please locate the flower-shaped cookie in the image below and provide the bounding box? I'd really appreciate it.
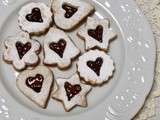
[52,0,94,30]
[43,27,80,69]
[78,17,117,51]
[3,32,40,70]
[18,2,52,35]
[52,73,91,111]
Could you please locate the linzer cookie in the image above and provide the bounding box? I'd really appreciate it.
[18,2,52,35]
[52,73,91,111]
[78,17,117,51]
[52,0,94,30]
[77,50,114,85]
[43,27,80,69]
[3,32,40,71]
[16,66,54,108]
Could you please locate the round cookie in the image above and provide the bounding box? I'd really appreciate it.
[3,32,41,71]
[52,73,91,111]
[77,50,114,85]
[78,17,117,51]
[43,27,80,69]
[18,2,52,35]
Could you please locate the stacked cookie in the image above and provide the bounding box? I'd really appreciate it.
[3,0,117,112]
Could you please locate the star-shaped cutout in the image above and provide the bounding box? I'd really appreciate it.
[78,17,117,51]
[52,73,91,111]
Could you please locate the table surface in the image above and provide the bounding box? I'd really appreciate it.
[134,0,160,120]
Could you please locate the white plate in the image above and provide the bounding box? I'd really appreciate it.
[0,0,156,120]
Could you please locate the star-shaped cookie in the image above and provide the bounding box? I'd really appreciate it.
[52,73,91,111]
[78,17,117,51]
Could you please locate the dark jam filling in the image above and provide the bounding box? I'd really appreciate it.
[87,57,103,76]
[64,82,81,101]
[62,4,78,18]
[15,41,31,59]
[26,7,43,23]
[88,25,103,43]
[49,39,67,58]
[26,74,44,93]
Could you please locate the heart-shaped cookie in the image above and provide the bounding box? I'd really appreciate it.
[88,25,103,43]
[77,50,114,85]
[52,0,94,30]
[44,27,80,69]
[16,66,54,108]
[87,57,103,76]
[49,39,67,58]
[64,81,81,101]
[16,41,32,59]
[26,7,43,23]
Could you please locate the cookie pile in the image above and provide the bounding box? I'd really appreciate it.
[3,0,117,112]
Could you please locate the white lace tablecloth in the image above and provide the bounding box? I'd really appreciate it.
[134,0,160,120]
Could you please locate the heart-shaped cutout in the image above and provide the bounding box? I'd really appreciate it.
[88,25,103,42]
[49,39,67,58]
[16,41,31,59]
[64,81,81,101]
[62,4,78,18]
[26,7,43,23]
[87,57,103,76]
[26,74,44,93]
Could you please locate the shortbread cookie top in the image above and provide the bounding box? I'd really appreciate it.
[52,0,94,30]
[78,17,117,51]
[77,50,114,85]
[43,27,80,68]
[18,2,52,34]
[17,66,54,108]
[52,73,91,111]
[3,32,40,70]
